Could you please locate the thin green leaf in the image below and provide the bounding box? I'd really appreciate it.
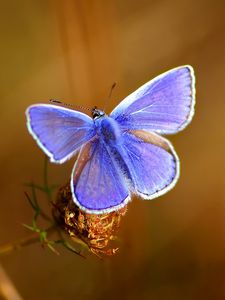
[24,191,37,211]
[46,241,60,255]
[30,183,39,207]
[59,240,86,258]
[24,183,46,192]
[22,223,36,232]
[39,231,47,242]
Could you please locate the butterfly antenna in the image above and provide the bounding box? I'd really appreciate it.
[49,99,92,112]
[103,82,117,112]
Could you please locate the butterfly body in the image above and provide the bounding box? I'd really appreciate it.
[94,113,146,190]
[94,114,122,145]
[26,65,195,214]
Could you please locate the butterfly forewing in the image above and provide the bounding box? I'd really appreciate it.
[110,66,195,134]
[26,104,96,163]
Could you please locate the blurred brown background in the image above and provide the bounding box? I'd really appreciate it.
[0,0,225,299]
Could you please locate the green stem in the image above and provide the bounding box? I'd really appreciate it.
[43,155,48,188]
[43,155,52,202]
[0,225,55,256]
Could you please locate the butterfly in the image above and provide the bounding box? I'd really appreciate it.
[26,65,195,214]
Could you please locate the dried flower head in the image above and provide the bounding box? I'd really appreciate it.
[52,183,127,257]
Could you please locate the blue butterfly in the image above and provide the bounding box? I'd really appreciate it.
[26,65,195,214]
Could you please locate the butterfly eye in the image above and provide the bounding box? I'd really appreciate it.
[92,108,105,120]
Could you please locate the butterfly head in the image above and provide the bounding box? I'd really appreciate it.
[92,106,105,120]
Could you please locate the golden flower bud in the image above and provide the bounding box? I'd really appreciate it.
[52,183,127,257]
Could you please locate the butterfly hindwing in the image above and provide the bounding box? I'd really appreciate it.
[119,130,179,199]
[110,65,195,134]
[71,139,130,214]
[26,104,96,163]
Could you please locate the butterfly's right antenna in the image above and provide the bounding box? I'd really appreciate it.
[49,99,92,112]
[103,82,117,112]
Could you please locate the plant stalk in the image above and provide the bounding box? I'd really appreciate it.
[0,226,55,256]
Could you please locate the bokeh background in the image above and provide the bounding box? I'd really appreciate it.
[0,0,225,299]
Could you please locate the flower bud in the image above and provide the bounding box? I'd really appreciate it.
[52,183,127,256]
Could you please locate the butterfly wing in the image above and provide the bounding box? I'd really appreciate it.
[71,139,130,214]
[110,65,195,134]
[26,104,96,163]
[118,130,179,199]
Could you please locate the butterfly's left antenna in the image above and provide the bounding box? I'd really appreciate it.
[103,82,117,112]
[49,99,92,112]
